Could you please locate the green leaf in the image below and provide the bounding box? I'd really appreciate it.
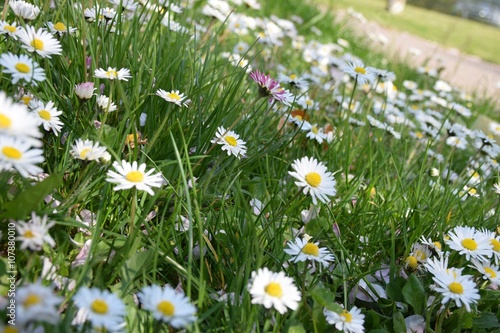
[473,312,500,329]
[0,173,62,220]
[393,312,406,333]
[119,249,154,295]
[402,274,425,314]
[309,285,343,313]
[386,277,406,302]
[287,324,307,333]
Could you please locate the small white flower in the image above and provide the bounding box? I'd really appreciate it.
[210,126,247,159]
[9,0,40,20]
[156,89,189,107]
[96,95,118,112]
[16,281,62,325]
[0,136,44,177]
[71,139,108,161]
[0,52,46,85]
[17,25,62,58]
[284,236,335,267]
[16,212,56,251]
[445,226,493,262]
[94,67,132,81]
[324,305,365,333]
[106,160,165,195]
[30,100,64,135]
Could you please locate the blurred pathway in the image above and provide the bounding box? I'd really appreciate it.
[336,10,500,108]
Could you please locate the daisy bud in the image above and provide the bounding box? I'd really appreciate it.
[428,167,439,177]
[75,82,95,100]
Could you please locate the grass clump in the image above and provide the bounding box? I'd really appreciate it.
[1,0,499,332]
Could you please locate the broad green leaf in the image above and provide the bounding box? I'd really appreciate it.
[402,274,425,314]
[386,277,406,302]
[473,312,500,329]
[310,285,343,313]
[393,312,406,332]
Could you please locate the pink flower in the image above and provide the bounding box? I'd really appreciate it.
[75,82,95,100]
[249,70,294,106]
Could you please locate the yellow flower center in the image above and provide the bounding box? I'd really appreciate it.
[167,92,181,101]
[5,25,17,33]
[354,66,366,75]
[91,299,109,314]
[125,170,144,183]
[2,146,22,159]
[433,241,442,250]
[484,267,497,278]
[416,132,423,139]
[23,230,34,238]
[15,62,31,73]
[448,281,464,294]
[106,69,118,78]
[306,99,313,106]
[31,38,44,50]
[468,188,477,196]
[225,135,237,147]
[406,255,418,269]
[491,239,500,252]
[265,282,283,298]
[38,110,51,120]
[289,74,297,80]
[4,326,19,333]
[156,300,175,316]
[21,95,32,105]
[311,125,318,134]
[341,310,353,323]
[0,114,12,129]
[302,242,320,256]
[414,249,427,261]
[305,172,321,187]
[294,115,303,121]
[54,22,67,31]
[23,294,41,308]
[461,238,478,251]
[79,148,91,159]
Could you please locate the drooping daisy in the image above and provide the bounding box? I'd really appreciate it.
[277,72,309,91]
[94,67,131,81]
[0,91,42,146]
[137,285,197,328]
[445,226,493,262]
[75,82,95,100]
[284,236,335,268]
[16,281,62,325]
[71,139,108,162]
[156,89,189,107]
[493,183,500,195]
[210,126,247,159]
[9,0,40,20]
[469,259,500,285]
[17,26,62,58]
[0,21,20,39]
[16,212,56,251]
[106,160,165,195]
[324,305,365,333]
[30,100,64,135]
[96,95,118,112]
[72,287,126,331]
[342,60,376,85]
[0,53,46,85]
[47,21,77,36]
[430,268,479,312]
[405,243,432,271]
[0,136,44,177]
[288,156,337,205]
[249,70,294,106]
[248,267,301,314]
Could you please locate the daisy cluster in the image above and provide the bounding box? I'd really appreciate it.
[1,0,500,332]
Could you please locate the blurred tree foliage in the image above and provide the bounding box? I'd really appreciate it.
[407,0,459,15]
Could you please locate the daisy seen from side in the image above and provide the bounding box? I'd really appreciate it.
[17,25,62,58]
[9,0,40,20]
[288,156,337,205]
[47,21,77,36]
[0,21,20,39]
[0,136,44,177]
[94,67,132,81]
[72,287,126,331]
[156,89,189,107]
[0,53,46,85]
[324,305,365,333]
[71,139,108,162]
[106,160,165,195]
[137,285,197,328]
[249,70,294,106]
[248,267,301,314]
[284,236,335,268]
[15,212,56,251]
[210,126,247,159]
[469,259,500,286]
[342,60,376,85]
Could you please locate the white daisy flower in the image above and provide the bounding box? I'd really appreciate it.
[96,95,118,112]
[0,53,46,85]
[469,259,500,285]
[106,160,165,195]
[72,287,126,331]
[0,136,44,177]
[405,243,432,271]
[430,268,479,312]
[0,20,20,39]
[303,123,327,144]
[284,236,335,268]
[156,89,189,107]
[16,281,62,325]
[30,100,64,136]
[47,21,77,36]
[94,67,132,81]
[0,91,42,146]
[445,226,493,262]
[137,285,197,328]
[75,82,96,100]
[16,212,56,251]
[342,60,376,85]
[210,126,247,159]
[71,139,108,161]
[9,0,40,20]
[324,305,365,333]
[17,25,62,58]
[248,267,301,314]
[288,156,337,205]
